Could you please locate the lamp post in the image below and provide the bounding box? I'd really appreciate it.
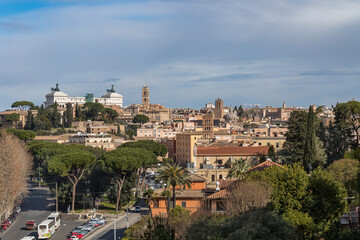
[113,214,117,240]
[38,163,41,187]
[126,205,129,228]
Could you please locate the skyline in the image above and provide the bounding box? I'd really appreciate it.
[1,0,360,110]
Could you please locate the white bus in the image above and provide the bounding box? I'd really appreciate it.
[38,220,55,239]
[47,212,61,229]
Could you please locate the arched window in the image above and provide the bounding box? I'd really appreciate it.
[219,175,223,179]
[211,175,215,182]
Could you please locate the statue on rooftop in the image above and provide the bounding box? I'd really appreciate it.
[107,84,115,93]
[51,83,60,92]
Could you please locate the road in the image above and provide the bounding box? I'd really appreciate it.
[1,186,53,240]
[88,204,147,240]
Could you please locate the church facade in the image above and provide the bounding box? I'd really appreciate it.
[44,84,123,108]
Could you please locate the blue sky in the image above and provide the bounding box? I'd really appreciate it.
[0,0,360,111]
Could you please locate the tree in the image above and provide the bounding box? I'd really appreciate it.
[267,145,278,160]
[6,128,36,141]
[226,180,272,215]
[119,140,167,157]
[226,209,300,240]
[11,101,34,110]
[100,148,142,212]
[133,114,149,124]
[64,103,73,128]
[237,105,245,117]
[334,101,360,148]
[47,151,96,212]
[50,102,60,128]
[5,113,20,124]
[327,158,359,199]
[307,168,348,236]
[227,158,250,179]
[281,110,308,164]
[143,189,158,217]
[83,102,105,121]
[303,106,326,172]
[105,108,119,122]
[326,122,349,164]
[156,160,191,209]
[0,130,32,217]
[24,110,34,130]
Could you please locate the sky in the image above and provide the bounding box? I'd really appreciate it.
[0,0,360,111]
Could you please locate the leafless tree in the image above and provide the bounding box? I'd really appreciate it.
[225,179,272,215]
[0,130,32,218]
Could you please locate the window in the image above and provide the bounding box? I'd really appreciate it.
[219,174,223,179]
[153,200,159,208]
[258,142,262,146]
[181,201,186,208]
[276,142,280,148]
[211,175,215,182]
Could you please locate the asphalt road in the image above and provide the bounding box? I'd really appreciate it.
[88,205,147,240]
[1,186,54,240]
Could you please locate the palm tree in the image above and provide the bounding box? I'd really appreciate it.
[161,189,171,213]
[227,158,250,179]
[156,160,192,209]
[143,189,158,217]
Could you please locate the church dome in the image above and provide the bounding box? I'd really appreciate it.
[45,91,68,97]
[101,92,123,98]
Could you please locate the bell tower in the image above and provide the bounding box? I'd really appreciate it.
[142,85,149,106]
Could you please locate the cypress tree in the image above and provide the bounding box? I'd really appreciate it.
[25,110,34,130]
[117,125,121,136]
[75,103,80,119]
[65,103,73,127]
[51,102,60,128]
[303,106,316,173]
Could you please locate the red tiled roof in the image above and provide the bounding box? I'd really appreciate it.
[196,146,269,156]
[207,189,231,199]
[248,159,283,172]
[219,179,237,189]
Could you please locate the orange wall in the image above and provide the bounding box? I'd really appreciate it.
[176,182,205,190]
[151,198,203,216]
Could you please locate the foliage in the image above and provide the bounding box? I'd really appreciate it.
[5,113,20,123]
[168,205,190,218]
[344,148,360,161]
[327,158,359,198]
[63,103,73,128]
[304,106,317,172]
[225,209,300,240]
[47,150,97,211]
[119,140,167,157]
[6,128,36,141]
[143,217,175,240]
[307,168,348,236]
[11,101,34,110]
[268,145,278,160]
[227,158,250,179]
[100,148,144,212]
[334,101,360,148]
[185,215,227,240]
[282,110,308,164]
[133,114,150,124]
[51,102,61,128]
[156,160,192,209]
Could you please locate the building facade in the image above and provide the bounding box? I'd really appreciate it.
[44,84,123,108]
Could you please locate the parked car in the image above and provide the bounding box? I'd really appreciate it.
[67,236,79,240]
[26,220,36,230]
[135,206,141,212]
[14,206,21,213]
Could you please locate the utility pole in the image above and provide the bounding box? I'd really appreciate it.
[126,205,129,228]
[55,182,58,212]
[114,214,117,240]
[38,163,41,187]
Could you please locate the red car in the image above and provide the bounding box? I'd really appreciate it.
[1,224,8,230]
[2,221,10,226]
[71,233,84,239]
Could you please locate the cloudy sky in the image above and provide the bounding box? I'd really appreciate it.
[0,0,359,110]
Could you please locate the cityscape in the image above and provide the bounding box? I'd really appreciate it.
[1,1,360,240]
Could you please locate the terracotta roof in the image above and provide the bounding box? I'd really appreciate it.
[207,189,231,199]
[154,189,205,198]
[219,179,238,189]
[196,146,269,156]
[248,159,283,172]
